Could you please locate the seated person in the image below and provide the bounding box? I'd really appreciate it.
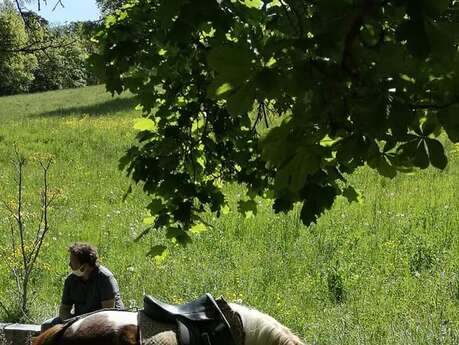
[41,242,124,331]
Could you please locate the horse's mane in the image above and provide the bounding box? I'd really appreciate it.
[32,324,66,345]
[229,303,305,345]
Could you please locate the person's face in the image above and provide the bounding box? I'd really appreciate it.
[69,253,83,271]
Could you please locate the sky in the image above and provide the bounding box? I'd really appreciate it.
[23,0,100,24]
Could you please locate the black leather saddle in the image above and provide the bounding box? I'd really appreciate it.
[143,293,235,345]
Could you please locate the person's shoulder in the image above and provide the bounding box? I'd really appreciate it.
[97,265,114,278]
[64,272,77,284]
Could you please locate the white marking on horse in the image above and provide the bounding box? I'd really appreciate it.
[229,303,304,345]
[67,311,137,335]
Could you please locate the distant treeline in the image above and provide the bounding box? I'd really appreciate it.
[0,0,102,96]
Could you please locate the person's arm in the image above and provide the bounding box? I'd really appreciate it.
[101,299,115,309]
[99,271,121,309]
[59,304,72,320]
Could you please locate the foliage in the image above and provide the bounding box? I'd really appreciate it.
[91,0,459,248]
[31,23,99,92]
[0,1,100,95]
[0,1,38,95]
[96,0,127,15]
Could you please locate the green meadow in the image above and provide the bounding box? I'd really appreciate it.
[1,85,459,344]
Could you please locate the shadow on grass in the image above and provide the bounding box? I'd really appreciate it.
[38,97,137,118]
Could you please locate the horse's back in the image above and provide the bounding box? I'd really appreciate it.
[65,310,138,345]
[33,311,138,345]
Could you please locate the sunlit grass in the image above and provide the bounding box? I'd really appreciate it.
[1,85,459,344]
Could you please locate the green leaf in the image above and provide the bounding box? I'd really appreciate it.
[426,20,457,64]
[157,0,185,29]
[273,195,294,214]
[226,82,256,116]
[439,105,459,142]
[254,68,281,99]
[190,222,207,234]
[147,199,164,213]
[300,185,336,226]
[320,135,342,148]
[368,154,397,179]
[134,118,156,132]
[414,141,429,169]
[166,226,184,239]
[397,19,430,58]
[207,76,235,99]
[261,123,291,167]
[146,245,168,258]
[420,116,440,136]
[424,0,450,17]
[238,199,258,218]
[389,100,415,137]
[426,138,447,169]
[208,43,255,81]
[215,82,235,96]
[143,216,155,225]
[376,156,397,179]
[342,186,360,203]
[243,0,263,8]
[148,245,170,265]
[275,147,321,193]
[175,232,192,245]
[221,204,230,215]
[104,15,117,28]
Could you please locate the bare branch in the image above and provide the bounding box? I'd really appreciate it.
[52,0,64,11]
[2,199,17,217]
[1,149,54,316]
[27,159,52,277]
[411,99,459,110]
[0,36,78,54]
[12,150,29,285]
[11,268,22,298]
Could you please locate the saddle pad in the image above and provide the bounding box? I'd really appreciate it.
[139,311,179,345]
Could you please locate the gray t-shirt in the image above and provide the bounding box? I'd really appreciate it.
[61,265,124,316]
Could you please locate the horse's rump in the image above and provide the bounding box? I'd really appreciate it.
[32,324,66,345]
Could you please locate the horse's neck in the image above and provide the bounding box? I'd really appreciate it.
[229,303,301,345]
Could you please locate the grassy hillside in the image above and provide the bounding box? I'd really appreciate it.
[1,85,459,344]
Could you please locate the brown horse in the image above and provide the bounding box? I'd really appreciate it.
[32,303,305,345]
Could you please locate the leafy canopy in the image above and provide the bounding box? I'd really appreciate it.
[0,0,38,94]
[91,0,459,249]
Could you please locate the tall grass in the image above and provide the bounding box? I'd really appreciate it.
[1,85,459,344]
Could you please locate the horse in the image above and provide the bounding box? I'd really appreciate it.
[32,302,305,345]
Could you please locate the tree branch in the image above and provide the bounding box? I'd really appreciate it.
[411,99,459,110]
[279,0,301,37]
[342,0,378,76]
[284,0,304,37]
[0,36,78,54]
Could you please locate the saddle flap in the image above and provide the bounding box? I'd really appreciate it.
[144,294,215,322]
